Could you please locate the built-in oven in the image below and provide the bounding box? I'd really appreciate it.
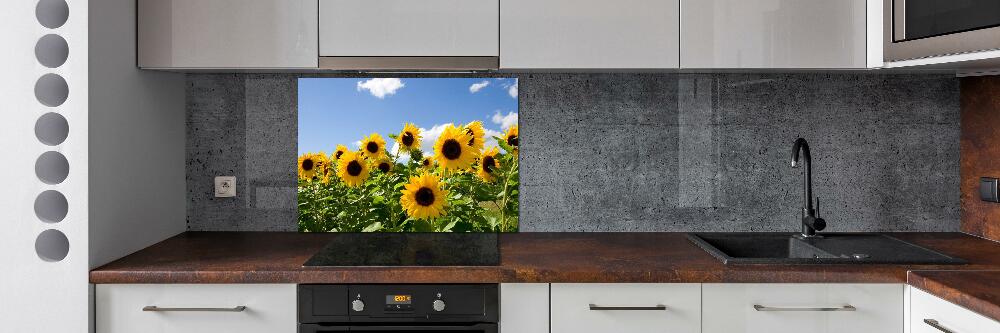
[884,0,1000,61]
[299,284,498,333]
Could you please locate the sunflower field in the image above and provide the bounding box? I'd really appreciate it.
[297,122,519,232]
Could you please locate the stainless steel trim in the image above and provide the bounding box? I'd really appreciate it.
[318,56,498,71]
[588,304,667,311]
[142,306,247,312]
[753,304,856,312]
[923,319,955,333]
[884,0,1000,62]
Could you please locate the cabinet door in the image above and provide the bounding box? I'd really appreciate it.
[702,283,903,333]
[319,0,499,57]
[680,0,867,68]
[501,0,680,69]
[551,283,700,333]
[500,284,548,333]
[138,0,318,69]
[910,287,1000,333]
[96,284,297,333]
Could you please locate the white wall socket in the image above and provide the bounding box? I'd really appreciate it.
[214,176,236,198]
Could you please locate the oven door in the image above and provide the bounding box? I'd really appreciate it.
[300,323,498,333]
[885,0,1000,61]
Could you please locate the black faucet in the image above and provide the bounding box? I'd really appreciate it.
[791,138,826,238]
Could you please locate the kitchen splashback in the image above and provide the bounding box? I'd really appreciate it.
[186,73,959,232]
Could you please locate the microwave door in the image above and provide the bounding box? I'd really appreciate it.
[896,0,1000,42]
[885,0,1000,61]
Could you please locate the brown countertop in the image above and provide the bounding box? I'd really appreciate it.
[908,270,1000,322]
[91,232,1000,284]
[90,232,1000,321]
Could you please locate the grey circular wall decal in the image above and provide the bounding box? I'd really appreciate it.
[35,151,69,185]
[35,112,69,146]
[35,229,69,262]
[34,73,69,107]
[36,0,69,29]
[34,190,68,223]
[35,34,69,68]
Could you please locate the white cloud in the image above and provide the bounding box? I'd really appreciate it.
[507,82,518,98]
[469,80,490,93]
[389,143,411,163]
[483,128,504,148]
[356,78,404,99]
[491,111,518,130]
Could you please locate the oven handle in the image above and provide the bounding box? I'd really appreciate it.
[348,323,497,332]
[300,323,498,333]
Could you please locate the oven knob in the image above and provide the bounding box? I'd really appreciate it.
[351,299,365,312]
[432,299,446,312]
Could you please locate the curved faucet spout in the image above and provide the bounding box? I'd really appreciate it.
[791,138,824,237]
[791,138,812,210]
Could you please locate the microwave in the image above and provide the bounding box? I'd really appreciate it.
[884,0,1000,62]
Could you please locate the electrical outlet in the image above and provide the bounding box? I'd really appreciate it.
[215,176,236,198]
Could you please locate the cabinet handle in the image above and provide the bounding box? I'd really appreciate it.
[589,304,667,311]
[753,304,856,312]
[142,306,247,312]
[923,319,955,333]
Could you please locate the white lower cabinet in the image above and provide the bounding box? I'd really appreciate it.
[500,283,549,333]
[96,284,297,333]
[551,283,701,333]
[702,283,904,333]
[910,287,1000,333]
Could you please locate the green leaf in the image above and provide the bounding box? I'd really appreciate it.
[362,222,383,232]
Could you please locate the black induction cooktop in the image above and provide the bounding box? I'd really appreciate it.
[303,233,500,266]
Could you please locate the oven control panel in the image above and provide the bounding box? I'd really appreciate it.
[298,284,498,324]
[385,294,414,312]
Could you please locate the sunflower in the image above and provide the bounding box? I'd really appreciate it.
[375,157,393,173]
[333,144,349,161]
[434,124,478,170]
[298,152,327,181]
[399,173,449,220]
[359,133,387,159]
[463,121,485,152]
[397,123,422,151]
[504,125,519,155]
[420,156,435,169]
[314,151,333,182]
[337,151,370,187]
[477,147,500,182]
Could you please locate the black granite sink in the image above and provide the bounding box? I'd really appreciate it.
[687,233,966,265]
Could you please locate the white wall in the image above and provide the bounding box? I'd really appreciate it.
[1,0,185,330]
[0,0,90,331]
[88,0,186,270]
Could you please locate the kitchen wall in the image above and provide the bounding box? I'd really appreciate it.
[960,76,1000,242]
[186,73,960,232]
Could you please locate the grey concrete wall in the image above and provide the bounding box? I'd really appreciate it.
[186,73,960,232]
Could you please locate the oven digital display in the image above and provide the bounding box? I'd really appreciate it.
[386,295,412,305]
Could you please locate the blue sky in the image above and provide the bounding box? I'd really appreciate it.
[298,78,518,159]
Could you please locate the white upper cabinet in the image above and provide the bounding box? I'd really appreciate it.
[319,0,500,57]
[680,0,872,69]
[500,0,680,69]
[138,0,319,69]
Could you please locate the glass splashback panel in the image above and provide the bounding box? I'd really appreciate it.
[297,78,519,232]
